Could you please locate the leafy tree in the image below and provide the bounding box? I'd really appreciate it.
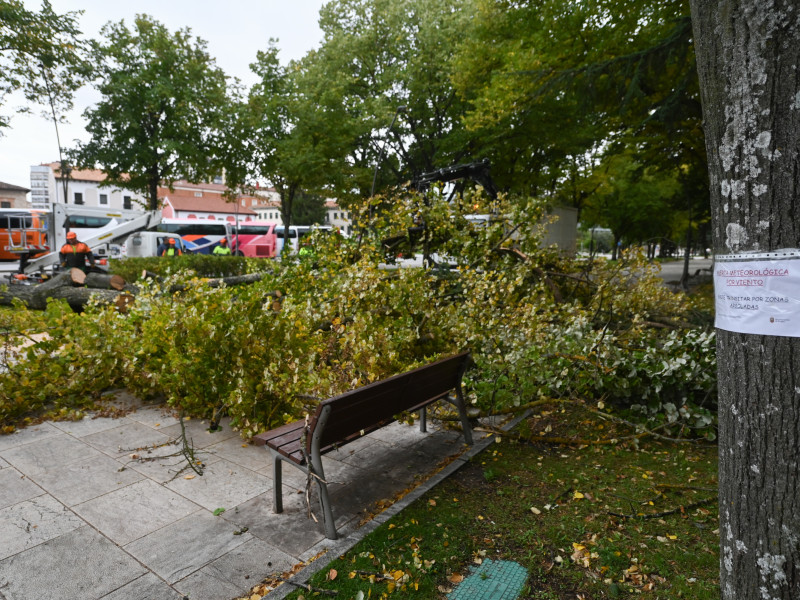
[581,144,681,258]
[71,15,230,210]
[221,43,348,248]
[0,0,89,131]
[453,0,704,208]
[296,0,476,201]
[292,191,326,225]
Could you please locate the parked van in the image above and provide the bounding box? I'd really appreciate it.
[155,219,232,254]
[231,221,277,257]
[122,232,188,258]
[274,225,335,254]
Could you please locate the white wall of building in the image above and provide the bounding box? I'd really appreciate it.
[29,164,147,211]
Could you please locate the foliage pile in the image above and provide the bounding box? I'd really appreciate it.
[0,193,715,438]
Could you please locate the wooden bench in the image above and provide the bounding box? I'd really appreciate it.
[253,352,474,539]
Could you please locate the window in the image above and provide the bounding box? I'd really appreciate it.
[99,193,108,205]
[123,196,132,210]
[74,192,84,205]
[0,201,10,208]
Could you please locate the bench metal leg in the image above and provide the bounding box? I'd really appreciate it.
[270,449,283,513]
[419,406,427,433]
[310,453,338,540]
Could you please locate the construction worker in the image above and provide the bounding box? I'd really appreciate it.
[213,238,232,256]
[160,238,182,257]
[59,231,95,271]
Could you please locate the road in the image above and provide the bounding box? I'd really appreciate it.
[655,258,714,283]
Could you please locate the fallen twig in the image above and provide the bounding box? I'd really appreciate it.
[282,579,338,596]
[608,497,717,520]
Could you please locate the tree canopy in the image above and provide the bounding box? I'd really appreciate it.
[71,15,230,210]
[0,0,89,131]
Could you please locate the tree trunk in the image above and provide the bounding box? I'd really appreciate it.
[690,1,800,598]
[0,272,270,312]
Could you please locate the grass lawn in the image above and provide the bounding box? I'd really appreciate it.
[266,402,719,600]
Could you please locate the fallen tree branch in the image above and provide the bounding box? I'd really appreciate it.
[608,497,717,520]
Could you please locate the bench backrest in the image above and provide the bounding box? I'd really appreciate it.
[308,352,470,453]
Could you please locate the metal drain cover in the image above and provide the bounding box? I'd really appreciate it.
[448,559,528,600]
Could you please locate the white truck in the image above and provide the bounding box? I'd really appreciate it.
[20,204,163,274]
[122,231,188,258]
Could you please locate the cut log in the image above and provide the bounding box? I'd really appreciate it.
[70,268,86,285]
[1,270,274,312]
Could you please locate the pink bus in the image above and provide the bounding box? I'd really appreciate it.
[231,221,277,258]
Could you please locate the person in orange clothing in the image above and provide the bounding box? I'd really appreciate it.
[160,237,182,257]
[59,231,95,271]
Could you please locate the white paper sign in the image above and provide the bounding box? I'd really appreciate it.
[714,251,800,336]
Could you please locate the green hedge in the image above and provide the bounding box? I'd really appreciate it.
[108,255,261,280]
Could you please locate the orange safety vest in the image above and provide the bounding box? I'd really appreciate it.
[60,242,93,268]
[60,242,91,255]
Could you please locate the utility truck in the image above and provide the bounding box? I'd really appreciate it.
[7,204,161,275]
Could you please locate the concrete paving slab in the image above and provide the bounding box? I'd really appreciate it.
[224,490,327,557]
[32,453,144,507]
[175,538,296,600]
[123,509,252,583]
[366,420,432,447]
[205,434,274,472]
[0,393,495,600]
[0,526,147,600]
[0,432,105,476]
[159,416,239,449]
[0,494,84,560]
[124,440,222,483]
[124,405,181,428]
[98,573,184,600]
[329,472,404,519]
[73,479,200,545]
[82,420,174,458]
[0,467,43,510]
[0,421,62,452]
[50,415,135,437]
[338,438,395,467]
[165,457,272,512]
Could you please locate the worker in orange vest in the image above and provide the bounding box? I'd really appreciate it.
[160,237,182,257]
[59,231,95,271]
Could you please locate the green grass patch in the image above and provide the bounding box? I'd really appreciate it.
[273,405,719,600]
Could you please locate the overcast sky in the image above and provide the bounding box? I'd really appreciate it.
[0,0,328,190]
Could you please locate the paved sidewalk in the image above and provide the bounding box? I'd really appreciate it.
[0,392,487,600]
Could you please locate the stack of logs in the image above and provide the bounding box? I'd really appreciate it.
[0,269,270,312]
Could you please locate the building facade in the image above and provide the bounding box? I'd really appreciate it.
[0,181,30,208]
[29,162,148,211]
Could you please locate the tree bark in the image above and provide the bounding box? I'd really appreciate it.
[690,1,800,598]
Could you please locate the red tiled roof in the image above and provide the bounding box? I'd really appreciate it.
[46,162,107,183]
[0,181,30,192]
[163,193,257,215]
